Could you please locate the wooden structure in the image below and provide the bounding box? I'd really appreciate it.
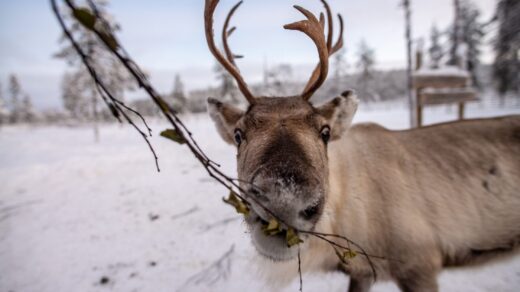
[412,52,478,127]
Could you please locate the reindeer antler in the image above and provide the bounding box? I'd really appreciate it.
[286,1,344,101]
[205,0,255,104]
[222,1,244,67]
[284,6,329,100]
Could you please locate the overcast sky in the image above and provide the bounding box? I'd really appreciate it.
[0,0,497,109]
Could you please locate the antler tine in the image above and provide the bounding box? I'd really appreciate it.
[330,14,344,55]
[284,5,329,101]
[319,13,326,31]
[222,1,244,66]
[301,1,345,98]
[204,0,255,104]
[320,0,334,51]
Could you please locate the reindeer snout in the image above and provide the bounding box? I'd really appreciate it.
[246,167,324,229]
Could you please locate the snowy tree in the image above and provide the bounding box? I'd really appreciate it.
[20,94,37,123]
[170,74,187,113]
[213,62,240,104]
[0,81,9,125]
[428,24,444,69]
[265,64,294,96]
[448,0,485,87]
[356,40,377,101]
[333,48,348,79]
[8,74,22,124]
[330,48,348,94]
[61,72,87,120]
[492,0,520,97]
[55,0,135,141]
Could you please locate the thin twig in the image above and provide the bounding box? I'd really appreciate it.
[297,246,303,292]
[50,1,394,287]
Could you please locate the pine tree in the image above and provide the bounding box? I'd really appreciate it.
[356,40,376,101]
[8,74,22,124]
[265,64,293,96]
[20,94,37,123]
[448,0,484,87]
[213,62,239,104]
[171,74,187,113]
[428,24,444,69]
[331,48,348,94]
[0,81,9,125]
[492,0,520,96]
[55,0,135,141]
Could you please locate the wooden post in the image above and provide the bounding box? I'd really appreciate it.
[415,50,423,70]
[417,91,423,127]
[458,102,465,120]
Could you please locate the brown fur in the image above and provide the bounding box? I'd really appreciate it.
[208,94,520,292]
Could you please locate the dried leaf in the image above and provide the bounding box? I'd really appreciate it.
[73,7,96,30]
[157,98,170,113]
[160,129,186,144]
[286,228,303,247]
[99,30,118,50]
[262,218,282,236]
[335,248,357,263]
[223,191,249,215]
[343,250,357,259]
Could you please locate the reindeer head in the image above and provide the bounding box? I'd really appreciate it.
[205,0,357,261]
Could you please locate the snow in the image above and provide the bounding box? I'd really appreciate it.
[414,66,470,77]
[1,102,520,292]
[421,87,476,95]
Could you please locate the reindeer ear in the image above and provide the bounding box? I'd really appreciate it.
[207,98,245,145]
[316,90,358,141]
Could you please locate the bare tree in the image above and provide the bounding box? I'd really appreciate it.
[54,0,135,141]
[401,0,415,127]
[62,72,86,120]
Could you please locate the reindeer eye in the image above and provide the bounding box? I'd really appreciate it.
[320,126,331,144]
[234,129,243,145]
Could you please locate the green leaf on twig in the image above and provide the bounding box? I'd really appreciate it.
[286,227,303,247]
[223,191,249,215]
[160,129,186,144]
[73,7,96,30]
[262,218,282,236]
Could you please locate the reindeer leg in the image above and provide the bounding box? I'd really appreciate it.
[347,276,373,292]
[394,270,439,292]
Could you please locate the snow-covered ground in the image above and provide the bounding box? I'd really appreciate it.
[1,102,520,292]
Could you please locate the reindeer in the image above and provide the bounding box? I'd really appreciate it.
[204,1,520,291]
